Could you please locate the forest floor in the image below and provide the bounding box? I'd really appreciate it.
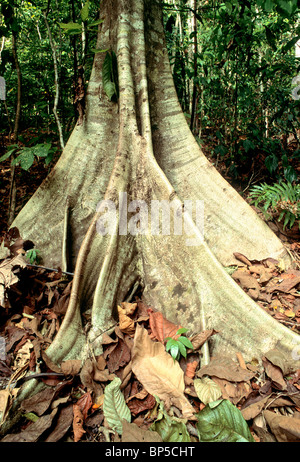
[0,129,300,443]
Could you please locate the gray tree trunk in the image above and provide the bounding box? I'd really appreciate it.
[11,0,300,368]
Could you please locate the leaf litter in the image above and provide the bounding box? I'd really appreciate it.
[0,231,300,442]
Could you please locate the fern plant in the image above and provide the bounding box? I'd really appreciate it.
[249,182,300,230]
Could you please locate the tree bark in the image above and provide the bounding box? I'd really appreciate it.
[11,0,300,368]
[43,11,65,150]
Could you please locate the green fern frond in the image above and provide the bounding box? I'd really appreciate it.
[249,181,300,231]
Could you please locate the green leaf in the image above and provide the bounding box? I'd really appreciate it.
[176,340,187,358]
[176,327,188,335]
[196,399,255,442]
[177,336,194,350]
[170,344,180,360]
[264,0,274,12]
[88,19,104,27]
[26,249,41,264]
[277,0,297,16]
[32,143,51,157]
[265,154,278,174]
[80,1,89,22]
[0,149,15,162]
[103,377,131,435]
[12,149,35,171]
[282,36,300,53]
[225,2,233,14]
[150,398,191,442]
[59,22,82,30]
[265,26,276,50]
[102,51,119,102]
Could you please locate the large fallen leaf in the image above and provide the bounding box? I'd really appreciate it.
[44,404,74,442]
[211,376,252,405]
[242,395,295,421]
[21,386,57,416]
[150,397,190,442]
[264,349,299,376]
[106,338,131,373]
[232,270,261,296]
[131,324,195,420]
[263,409,300,442]
[103,377,131,434]
[262,357,286,390]
[122,420,163,442]
[127,394,156,417]
[1,409,57,442]
[196,399,255,442]
[197,355,255,382]
[267,271,300,293]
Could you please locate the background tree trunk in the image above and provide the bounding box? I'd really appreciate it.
[8,30,21,227]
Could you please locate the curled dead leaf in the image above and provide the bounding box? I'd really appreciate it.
[185,360,198,379]
[117,305,135,335]
[73,404,86,442]
[147,308,182,343]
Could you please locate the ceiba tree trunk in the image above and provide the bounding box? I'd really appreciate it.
[12,0,300,367]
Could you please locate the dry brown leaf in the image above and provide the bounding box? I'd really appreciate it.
[117,305,135,335]
[93,368,115,383]
[197,355,256,382]
[96,354,107,371]
[13,339,33,370]
[267,271,300,294]
[61,359,82,376]
[106,338,131,373]
[264,349,299,377]
[233,252,252,266]
[131,324,195,420]
[185,360,198,379]
[0,255,27,306]
[0,389,12,424]
[80,358,95,391]
[264,409,300,442]
[44,404,74,442]
[262,357,286,390]
[211,376,251,405]
[189,329,218,350]
[122,420,163,442]
[241,395,270,421]
[76,392,93,420]
[242,395,295,421]
[73,404,86,442]
[120,302,137,316]
[127,392,156,416]
[1,408,58,442]
[236,352,247,370]
[147,308,182,343]
[232,270,261,291]
[21,386,57,416]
